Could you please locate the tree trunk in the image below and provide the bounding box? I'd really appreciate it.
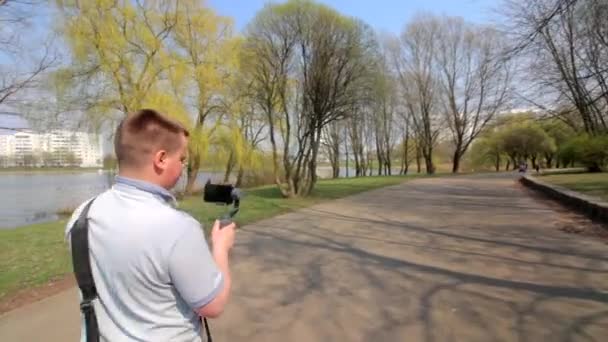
[416,146,421,174]
[330,144,340,179]
[344,126,349,178]
[353,147,360,176]
[401,131,410,175]
[424,154,435,175]
[495,153,500,172]
[304,126,323,196]
[223,151,235,183]
[544,153,553,169]
[452,140,463,173]
[235,166,245,188]
[452,150,461,173]
[510,156,518,170]
[423,144,435,175]
[185,152,201,194]
[267,114,290,197]
[332,164,340,178]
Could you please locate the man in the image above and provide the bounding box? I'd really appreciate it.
[65,109,236,341]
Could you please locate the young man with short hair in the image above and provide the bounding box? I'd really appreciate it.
[66,109,235,341]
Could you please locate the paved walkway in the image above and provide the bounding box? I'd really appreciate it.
[1,173,608,341]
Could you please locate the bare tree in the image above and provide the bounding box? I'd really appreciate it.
[0,1,57,108]
[241,3,297,196]
[348,105,370,176]
[397,108,416,174]
[503,0,607,134]
[321,120,343,179]
[435,17,511,173]
[237,106,267,187]
[391,16,443,175]
[370,42,398,176]
[243,1,375,196]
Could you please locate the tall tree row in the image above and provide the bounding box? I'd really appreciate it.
[13,0,604,194]
[390,15,511,174]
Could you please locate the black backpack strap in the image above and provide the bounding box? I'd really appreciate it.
[70,198,100,342]
[203,317,213,342]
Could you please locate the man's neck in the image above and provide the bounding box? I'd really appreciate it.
[118,169,167,190]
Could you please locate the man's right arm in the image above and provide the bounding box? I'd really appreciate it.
[168,218,235,318]
[196,220,235,318]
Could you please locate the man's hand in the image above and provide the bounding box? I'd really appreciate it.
[211,220,235,254]
[198,220,236,318]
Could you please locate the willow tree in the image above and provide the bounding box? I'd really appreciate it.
[218,64,267,187]
[54,0,189,128]
[56,0,237,193]
[172,0,237,193]
[242,0,375,197]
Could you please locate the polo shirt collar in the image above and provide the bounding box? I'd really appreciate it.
[114,175,177,205]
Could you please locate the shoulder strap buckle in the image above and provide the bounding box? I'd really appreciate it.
[80,299,94,312]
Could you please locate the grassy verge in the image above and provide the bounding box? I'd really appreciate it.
[0,174,418,302]
[540,173,608,201]
[0,220,73,301]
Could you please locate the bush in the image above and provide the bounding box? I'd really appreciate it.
[557,140,577,167]
[560,134,608,172]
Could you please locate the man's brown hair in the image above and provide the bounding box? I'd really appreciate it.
[114,109,190,169]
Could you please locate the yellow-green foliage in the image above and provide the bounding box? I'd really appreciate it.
[55,0,257,187]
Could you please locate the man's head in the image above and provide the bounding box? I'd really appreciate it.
[114,109,189,189]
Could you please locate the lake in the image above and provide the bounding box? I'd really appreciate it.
[0,166,402,229]
[0,170,228,229]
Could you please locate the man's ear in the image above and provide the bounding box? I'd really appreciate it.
[153,150,168,171]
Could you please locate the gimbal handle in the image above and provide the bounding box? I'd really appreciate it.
[219,207,239,229]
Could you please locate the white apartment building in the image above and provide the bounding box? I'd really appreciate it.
[0,114,102,168]
[0,133,12,156]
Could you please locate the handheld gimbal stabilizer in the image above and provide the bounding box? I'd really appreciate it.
[201,180,241,341]
[203,180,241,228]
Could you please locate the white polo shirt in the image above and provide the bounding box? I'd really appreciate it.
[65,176,223,342]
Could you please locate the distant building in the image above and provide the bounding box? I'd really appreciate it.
[0,112,102,168]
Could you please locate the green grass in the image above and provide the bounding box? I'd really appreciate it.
[0,174,418,302]
[0,220,73,300]
[540,173,608,201]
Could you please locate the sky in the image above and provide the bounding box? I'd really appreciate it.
[207,0,502,33]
